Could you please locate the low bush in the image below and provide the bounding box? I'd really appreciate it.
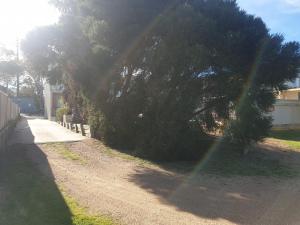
[56,107,70,122]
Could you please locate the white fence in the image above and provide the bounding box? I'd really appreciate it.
[0,90,20,131]
[271,100,300,127]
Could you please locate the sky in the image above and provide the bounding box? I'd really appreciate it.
[238,0,300,42]
[0,0,59,51]
[0,0,299,53]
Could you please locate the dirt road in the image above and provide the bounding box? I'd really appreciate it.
[6,117,300,225]
[30,139,300,225]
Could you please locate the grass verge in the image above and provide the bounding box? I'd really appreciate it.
[65,194,116,225]
[269,129,300,150]
[201,146,297,177]
[44,143,86,164]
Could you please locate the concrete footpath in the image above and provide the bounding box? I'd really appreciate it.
[9,116,86,145]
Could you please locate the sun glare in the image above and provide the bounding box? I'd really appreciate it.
[0,0,59,50]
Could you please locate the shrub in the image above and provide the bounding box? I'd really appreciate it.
[56,107,70,122]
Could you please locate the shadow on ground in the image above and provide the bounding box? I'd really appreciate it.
[269,129,300,142]
[129,144,300,225]
[0,118,73,225]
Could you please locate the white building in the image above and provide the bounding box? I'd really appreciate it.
[44,83,64,120]
[278,77,300,100]
[272,74,300,128]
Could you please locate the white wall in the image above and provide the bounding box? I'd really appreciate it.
[44,83,52,120]
[271,100,300,126]
[44,83,64,121]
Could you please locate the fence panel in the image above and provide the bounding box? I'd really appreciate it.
[0,90,20,131]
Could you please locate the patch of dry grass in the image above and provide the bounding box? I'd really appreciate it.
[43,143,86,164]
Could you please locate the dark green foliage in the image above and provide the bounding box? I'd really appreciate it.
[23,0,300,160]
[225,94,273,148]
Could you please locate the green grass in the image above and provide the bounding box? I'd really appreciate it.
[270,129,300,150]
[0,146,116,225]
[44,143,86,164]
[65,195,115,225]
[201,146,297,177]
[270,129,300,141]
[199,129,300,177]
[281,140,300,150]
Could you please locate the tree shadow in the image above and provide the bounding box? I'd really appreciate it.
[269,129,300,142]
[128,144,300,225]
[0,118,73,225]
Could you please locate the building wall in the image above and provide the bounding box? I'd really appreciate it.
[279,91,300,100]
[44,83,64,121]
[271,100,300,126]
[44,83,52,120]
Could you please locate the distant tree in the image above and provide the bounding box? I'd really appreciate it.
[21,26,64,113]
[0,46,24,96]
[0,60,23,94]
[24,0,300,160]
[21,26,60,79]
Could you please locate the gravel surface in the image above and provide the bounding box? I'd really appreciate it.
[8,117,300,225]
[26,139,300,225]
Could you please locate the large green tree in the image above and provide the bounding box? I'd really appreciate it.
[23,0,300,160]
